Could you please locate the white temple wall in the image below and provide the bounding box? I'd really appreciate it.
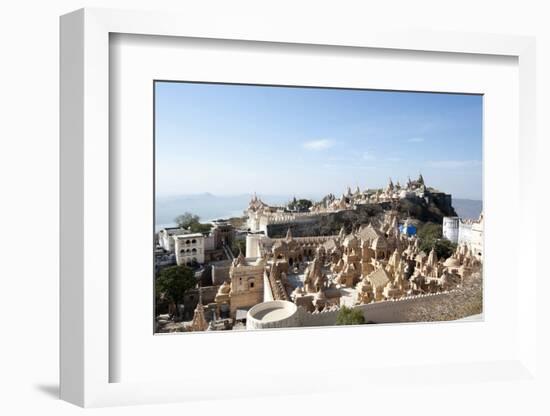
[470,223,484,259]
[442,217,460,243]
[246,234,267,258]
[458,223,473,245]
[443,216,483,260]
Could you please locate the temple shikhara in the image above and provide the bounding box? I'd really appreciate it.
[155,175,483,333]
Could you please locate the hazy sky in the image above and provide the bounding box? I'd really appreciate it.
[155,82,482,200]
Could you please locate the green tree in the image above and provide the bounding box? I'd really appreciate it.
[174,212,213,234]
[231,239,246,257]
[288,198,313,212]
[189,222,213,234]
[175,212,200,229]
[417,222,456,259]
[417,222,442,240]
[419,238,456,260]
[155,265,196,319]
[336,306,366,325]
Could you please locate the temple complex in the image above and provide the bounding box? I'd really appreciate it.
[310,174,430,212]
[245,175,454,237]
[159,175,482,333]
[199,202,481,329]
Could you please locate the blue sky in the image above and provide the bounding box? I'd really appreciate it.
[155,82,482,200]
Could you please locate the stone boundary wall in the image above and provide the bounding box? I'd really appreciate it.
[265,211,322,220]
[298,307,339,327]
[299,291,456,327]
[270,235,337,244]
[262,215,320,226]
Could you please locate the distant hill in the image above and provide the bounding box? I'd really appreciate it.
[453,198,483,220]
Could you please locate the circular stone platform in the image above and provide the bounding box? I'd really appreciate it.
[246,300,299,330]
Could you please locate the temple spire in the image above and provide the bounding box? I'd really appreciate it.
[190,285,208,332]
[338,226,346,240]
[237,248,245,263]
[427,246,438,266]
[286,227,293,241]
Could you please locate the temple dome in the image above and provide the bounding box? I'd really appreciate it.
[444,256,460,268]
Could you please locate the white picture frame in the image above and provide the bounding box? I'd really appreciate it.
[60,7,538,408]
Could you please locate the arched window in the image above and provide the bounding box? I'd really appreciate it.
[186,240,190,244]
[192,239,197,244]
[192,248,197,253]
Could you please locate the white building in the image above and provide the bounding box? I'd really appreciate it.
[469,215,484,259]
[245,233,268,258]
[158,227,188,252]
[442,217,460,243]
[174,233,205,265]
[442,213,483,260]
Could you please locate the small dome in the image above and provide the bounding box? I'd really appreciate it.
[415,251,427,262]
[372,236,387,249]
[444,257,460,268]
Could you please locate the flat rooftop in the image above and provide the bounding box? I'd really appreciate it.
[174,233,204,238]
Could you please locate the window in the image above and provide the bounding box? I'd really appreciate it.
[250,282,254,288]
[192,239,197,244]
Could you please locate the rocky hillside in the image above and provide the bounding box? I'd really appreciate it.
[267,194,457,238]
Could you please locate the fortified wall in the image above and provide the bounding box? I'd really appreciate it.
[266,203,386,238]
[298,291,457,327]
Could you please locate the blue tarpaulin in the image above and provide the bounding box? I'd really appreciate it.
[399,224,417,236]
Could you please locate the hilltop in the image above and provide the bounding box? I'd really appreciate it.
[267,192,457,238]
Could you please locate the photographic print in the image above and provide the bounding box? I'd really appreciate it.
[154,82,483,333]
